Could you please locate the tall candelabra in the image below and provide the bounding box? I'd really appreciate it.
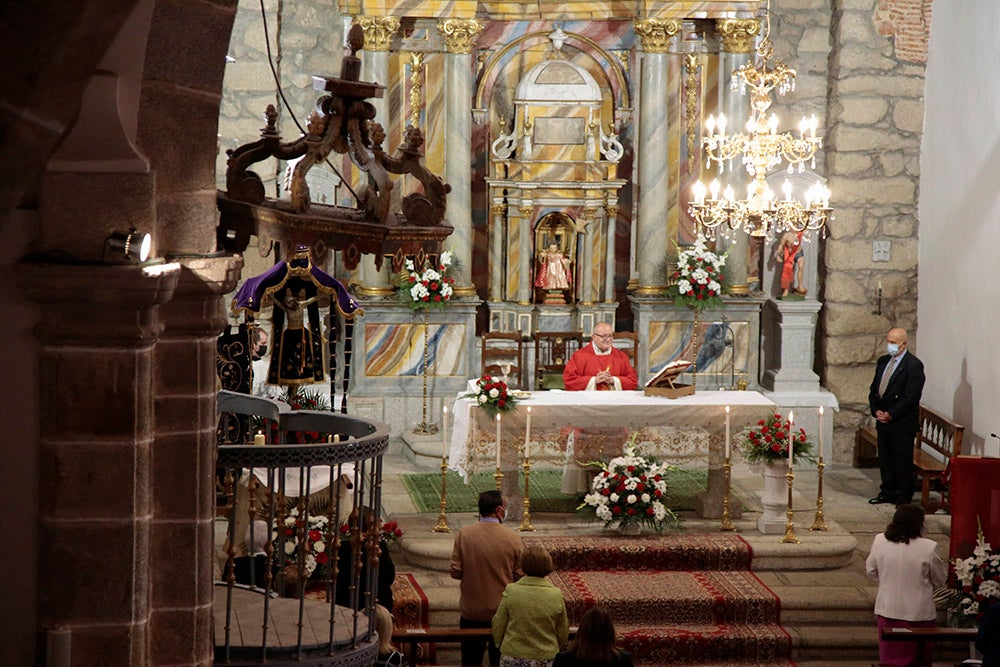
[719,455,736,532]
[519,457,535,532]
[781,465,800,544]
[811,455,828,531]
[432,456,450,533]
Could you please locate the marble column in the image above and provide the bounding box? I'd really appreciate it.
[604,203,619,303]
[438,18,484,297]
[490,201,505,302]
[18,262,180,666]
[633,19,680,295]
[715,19,760,295]
[357,15,400,297]
[579,207,596,305]
[517,203,534,305]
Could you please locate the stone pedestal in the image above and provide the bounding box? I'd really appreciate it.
[761,299,822,392]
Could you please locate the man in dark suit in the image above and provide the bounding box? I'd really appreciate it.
[868,327,925,505]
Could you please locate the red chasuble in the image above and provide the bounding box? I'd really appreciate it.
[563,344,638,391]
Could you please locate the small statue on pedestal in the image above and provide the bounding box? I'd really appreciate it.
[534,243,572,304]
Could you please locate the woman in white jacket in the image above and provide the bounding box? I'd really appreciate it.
[866,504,947,666]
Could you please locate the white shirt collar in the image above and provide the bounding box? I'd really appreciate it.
[592,342,612,356]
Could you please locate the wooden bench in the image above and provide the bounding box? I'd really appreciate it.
[879,626,978,667]
[857,405,965,513]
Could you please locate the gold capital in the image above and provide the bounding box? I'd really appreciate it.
[717,19,761,54]
[356,16,400,52]
[518,205,534,219]
[634,19,681,53]
[438,19,484,54]
[490,203,506,217]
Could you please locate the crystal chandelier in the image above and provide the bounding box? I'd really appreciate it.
[689,15,831,241]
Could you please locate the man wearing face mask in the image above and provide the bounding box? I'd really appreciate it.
[868,327,925,505]
[450,490,524,666]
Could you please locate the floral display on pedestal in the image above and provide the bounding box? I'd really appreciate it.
[742,413,813,534]
[580,433,680,534]
[462,374,520,417]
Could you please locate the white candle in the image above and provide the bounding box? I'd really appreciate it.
[442,406,449,459]
[724,405,731,459]
[254,432,265,446]
[524,406,532,459]
[818,406,825,461]
[496,413,502,469]
[787,411,795,467]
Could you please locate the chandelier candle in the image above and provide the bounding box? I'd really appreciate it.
[495,413,502,469]
[442,406,449,459]
[787,411,794,467]
[725,405,731,459]
[524,406,532,459]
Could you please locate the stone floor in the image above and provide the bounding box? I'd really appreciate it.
[379,435,975,666]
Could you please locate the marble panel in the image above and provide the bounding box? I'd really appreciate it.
[364,321,467,377]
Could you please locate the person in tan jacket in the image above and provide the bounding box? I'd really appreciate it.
[451,490,524,666]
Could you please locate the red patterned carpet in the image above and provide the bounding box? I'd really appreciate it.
[528,535,795,666]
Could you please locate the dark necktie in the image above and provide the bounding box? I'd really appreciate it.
[878,357,897,398]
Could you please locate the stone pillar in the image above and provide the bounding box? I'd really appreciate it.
[762,299,822,392]
[438,18,484,297]
[357,15,400,297]
[149,256,241,664]
[633,19,680,295]
[18,262,180,666]
[715,19,759,295]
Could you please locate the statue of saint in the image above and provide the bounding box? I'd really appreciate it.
[776,230,807,298]
[269,288,322,384]
[534,243,572,292]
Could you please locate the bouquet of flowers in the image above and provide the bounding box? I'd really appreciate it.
[665,235,728,311]
[580,434,679,533]
[742,413,813,465]
[462,374,519,416]
[397,250,455,311]
[950,528,1000,623]
[338,518,404,546]
[252,388,331,444]
[279,510,332,581]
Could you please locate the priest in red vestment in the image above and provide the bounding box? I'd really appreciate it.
[563,322,638,391]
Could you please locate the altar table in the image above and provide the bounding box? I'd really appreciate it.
[449,390,777,518]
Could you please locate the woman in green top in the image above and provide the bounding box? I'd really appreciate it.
[492,544,569,667]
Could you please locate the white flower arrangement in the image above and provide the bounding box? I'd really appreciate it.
[950,528,1000,622]
[665,235,728,311]
[580,433,679,532]
[398,251,455,311]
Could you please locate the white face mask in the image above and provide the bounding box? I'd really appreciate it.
[887,342,900,356]
[497,507,506,523]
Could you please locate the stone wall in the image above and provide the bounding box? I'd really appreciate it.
[817,0,929,460]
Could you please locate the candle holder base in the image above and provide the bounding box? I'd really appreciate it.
[720,459,737,532]
[811,458,828,531]
[412,422,439,435]
[432,457,451,533]
[780,468,799,544]
[519,460,535,532]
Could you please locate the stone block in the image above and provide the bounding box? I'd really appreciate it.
[838,97,889,125]
[157,191,220,255]
[838,48,896,72]
[824,334,878,365]
[824,273,871,305]
[151,431,206,518]
[877,151,906,177]
[41,440,150,519]
[150,522,199,606]
[827,152,873,177]
[57,624,145,667]
[222,61,275,92]
[824,207,865,237]
[823,364,874,405]
[150,607,202,664]
[797,27,831,53]
[835,11,880,44]
[830,175,915,206]
[145,0,234,91]
[827,125,916,153]
[138,84,221,194]
[822,302,889,335]
[892,98,925,133]
[880,215,917,237]
[833,75,926,98]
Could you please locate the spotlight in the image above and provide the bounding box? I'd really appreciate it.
[104,228,152,263]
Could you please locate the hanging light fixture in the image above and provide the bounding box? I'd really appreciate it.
[689,1,831,241]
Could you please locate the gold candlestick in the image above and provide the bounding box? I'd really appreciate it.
[519,457,535,532]
[811,457,828,531]
[432,456,451,533]
[719,457,736,531]
[781,466,799,543]
[494,467,504,490]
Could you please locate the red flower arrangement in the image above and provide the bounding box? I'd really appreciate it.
[742,413,813,465]
[461,374,520,417]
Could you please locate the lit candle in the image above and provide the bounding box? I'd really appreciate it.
[877,280,883,292]
[724,405,731,459]
[254,431,265,446]
[818,406,825,461]
[524,406,532,460]
[442,406,449,459]
[496,413,502,469]
[787,411,795,467]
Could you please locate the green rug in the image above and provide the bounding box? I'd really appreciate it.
[400,468,708,514]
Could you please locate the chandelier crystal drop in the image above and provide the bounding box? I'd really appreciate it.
[689,38,831,241]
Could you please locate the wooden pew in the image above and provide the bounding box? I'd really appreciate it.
[880,627,978,667]
[393,626,578,666]
[855,405,965,513]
